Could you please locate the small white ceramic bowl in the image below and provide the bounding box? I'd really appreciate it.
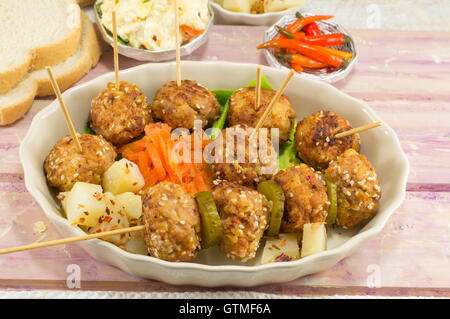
[210,1,304,26]
[264,12,357,83]
[20,61,409,287]
[94,0,214,62]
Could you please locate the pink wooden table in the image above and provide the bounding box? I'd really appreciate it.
[1,26,450,297]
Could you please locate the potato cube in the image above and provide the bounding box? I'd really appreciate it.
[261,233,300,264]
[223,0,252,13]
[301,222,327,258]
[64,182,106,227]
[102,159,145,195]
[264,0,304,13]
[116,192,142,221]
[87,192,130,246]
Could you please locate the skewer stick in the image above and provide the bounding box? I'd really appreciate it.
[335,121,382,139]
[112,8,120,89]
[174,0,182,86]
[254,69,295,132]
[255,65,262,110]
[0,225,145,255]
[46,67,82,153]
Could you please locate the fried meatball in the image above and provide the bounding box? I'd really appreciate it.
[90,81,152,145]
[274,164,329,232]
[295,110,360,170]
[142,182,201,262]
[212,181,269,262]
[228,87,296,142]
[211,125,277,188]
[44,134,117,192]
[150,80,220,130]
[325,149,381,229]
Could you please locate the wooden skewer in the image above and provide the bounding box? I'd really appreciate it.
[254,65,262,110]
[335,121,382,139]
[174,0,182,86]
[0,225,145,255]
[112,8,120,89]
[46,67,82,153]
[254,69,295,132]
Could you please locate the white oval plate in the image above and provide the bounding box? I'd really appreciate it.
[20,61,409,287]
[210,1,303,26]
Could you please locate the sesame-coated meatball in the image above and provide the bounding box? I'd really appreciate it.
[90,81,152,145]
[295,110,360,170]
[142,182,201,262]
[274,164,329,232]
[211,125,277,188]
[325,149,381,229]
[228,87,296,142]
[150,80,220,130]
[44,134,117,192]
[212,182,269,262]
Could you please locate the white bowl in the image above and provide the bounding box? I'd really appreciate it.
[20,61,409,287]
[210,1,303,26]
[94,0,215,62]
[264,13,358,83]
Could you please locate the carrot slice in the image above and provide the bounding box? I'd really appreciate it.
[147,144,166,181]
[119,123,213,194]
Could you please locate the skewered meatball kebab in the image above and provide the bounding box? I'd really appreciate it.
[90,8,152,145]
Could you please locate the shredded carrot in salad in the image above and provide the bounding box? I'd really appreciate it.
[119,123,213,194]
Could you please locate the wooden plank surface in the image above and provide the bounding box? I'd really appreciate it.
[1,26,449,296]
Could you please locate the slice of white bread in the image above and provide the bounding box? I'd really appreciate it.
[0,13,102,125]
[0,0,82,94]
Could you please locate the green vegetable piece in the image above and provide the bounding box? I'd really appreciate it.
[326,181,338,225]
[278,120,302,171]
[210,100,229,140]
[258,180,285,236]
[83,124,96,135]
[245,76,274,90]
[195,192,223,249]
[213,90,235,106]
[95,1,103,18]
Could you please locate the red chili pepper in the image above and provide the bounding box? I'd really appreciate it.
[291,63,304,73]
[278,52,328,69]
[286,14,334,33]
[257,39,345,68]
[304,22,322,36]
[298,34,349,47]
[316,46,354,60]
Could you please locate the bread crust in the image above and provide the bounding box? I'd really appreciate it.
[35,13,102,96]
[0,79,38,125]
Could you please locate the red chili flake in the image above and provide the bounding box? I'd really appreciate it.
[96,229,102,233]
[306,175,313,183]
[79,218,85,223]
[110,200,116,205]
[102,216,113,223]
[274,254,292,262]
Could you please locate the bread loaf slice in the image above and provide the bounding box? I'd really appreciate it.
[0,0,82,94]
[0,13,102,125]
